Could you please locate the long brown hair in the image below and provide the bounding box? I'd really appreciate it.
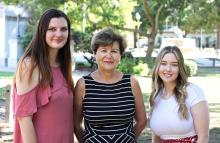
[149,46,189,119]
[18,8,74,91]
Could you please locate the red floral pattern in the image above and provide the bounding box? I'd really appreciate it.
[161,135,198,143]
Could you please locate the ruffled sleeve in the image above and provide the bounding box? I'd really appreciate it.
[13,85,52,117]
[36,86,52,107]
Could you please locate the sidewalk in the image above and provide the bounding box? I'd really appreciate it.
[0,67,15,73]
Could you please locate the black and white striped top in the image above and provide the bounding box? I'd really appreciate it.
[82,74,136,143]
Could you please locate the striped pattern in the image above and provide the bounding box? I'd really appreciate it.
[82,74,136,143]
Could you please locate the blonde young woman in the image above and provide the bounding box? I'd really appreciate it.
[74,28,147,143]
[149,46,209,143]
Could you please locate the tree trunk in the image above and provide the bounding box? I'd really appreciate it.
[142,1,163,61]
[134,26,138,49]
[146,37,155,58]
[213,28,220,67]
[145,28,157,60]
[217,28,220,49]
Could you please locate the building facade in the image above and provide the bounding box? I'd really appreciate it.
[0,3,29,68]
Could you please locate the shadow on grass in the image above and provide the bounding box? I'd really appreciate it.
[209,127,220,143]
[209,103,220,112]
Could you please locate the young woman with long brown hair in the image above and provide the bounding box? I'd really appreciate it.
[13,8,74,143]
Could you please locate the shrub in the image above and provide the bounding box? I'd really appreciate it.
[146,57,156,69]
[118,56,135,74]
[133,62,149,77]
[71,30,92,52]
[185,60,198,76]
[20,32,32,49]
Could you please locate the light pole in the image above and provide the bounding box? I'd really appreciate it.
[135,12,141,48]
[15,6,23,38]
[64,1,67,14]
[135,12,141,24]
[82,0,86,32]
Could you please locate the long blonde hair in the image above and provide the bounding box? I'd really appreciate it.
[149,46,189,119]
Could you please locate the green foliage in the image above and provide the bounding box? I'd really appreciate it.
[117,56,135,74]
[5,0,220,55]
[180,0,220,34]
[145,57,156,69]
[20,32,33,49]
[118,57,150,77]
[137,57,155,75]
[3,0,131,53]
[3,0,66,51]
[131,0,192,59]
[132,0,191,32]
[3,0,64,24]
[66,0,127,32]
[185,60,198,76]
[133,61,149,77]
[3,0,19,5]
[71,30,92,52]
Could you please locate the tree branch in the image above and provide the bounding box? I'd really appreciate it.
[112,25,150,37]
[143,0,154,26]
[155,5,163,31]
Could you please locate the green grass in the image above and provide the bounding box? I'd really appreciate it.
[143,93,150,103]
[0,72,14,79]
[209,103,220,112]
[197,67,220,77]
[143,93,150,112]
[0,87,7,99]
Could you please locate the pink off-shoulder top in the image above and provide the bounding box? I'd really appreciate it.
[13,67,74,143]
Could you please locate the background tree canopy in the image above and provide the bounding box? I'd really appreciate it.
[3,0,136,52]
[3,0,220,57]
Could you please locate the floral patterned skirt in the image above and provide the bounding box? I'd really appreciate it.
[161,135,198,143]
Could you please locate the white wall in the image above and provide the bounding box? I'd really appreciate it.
[0,3,6,67]
[0,4,28,68]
